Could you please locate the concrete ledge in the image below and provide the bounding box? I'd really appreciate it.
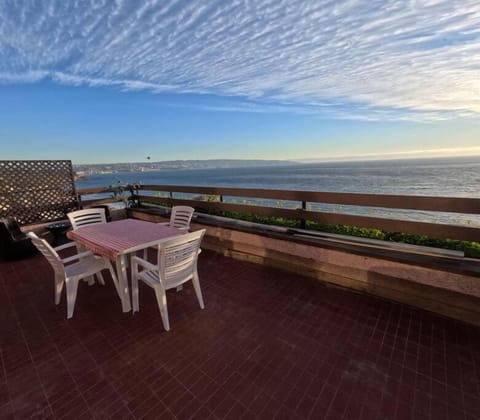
[128,208,480,325]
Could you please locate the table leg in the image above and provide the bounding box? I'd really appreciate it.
[116,254,131,312]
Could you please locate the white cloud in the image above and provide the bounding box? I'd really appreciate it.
[0,0,479,120]
[300,146,480,162]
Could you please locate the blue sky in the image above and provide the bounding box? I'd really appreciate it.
[0,0,479,164]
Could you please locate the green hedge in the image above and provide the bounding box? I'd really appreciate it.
[202,208,480,258]
[141,201,480,258]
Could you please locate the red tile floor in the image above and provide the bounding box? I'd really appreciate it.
[1,249,480,419]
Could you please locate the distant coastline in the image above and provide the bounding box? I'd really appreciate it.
[73,154,480,180]
[73,158,297,179]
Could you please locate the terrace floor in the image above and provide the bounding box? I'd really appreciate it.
[1,249,480,420]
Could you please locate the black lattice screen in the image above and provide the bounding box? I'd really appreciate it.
[0,160,78,225]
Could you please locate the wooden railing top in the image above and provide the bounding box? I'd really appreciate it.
[77,184,480,215]
[77,186,113,194]
[130,184,480,215]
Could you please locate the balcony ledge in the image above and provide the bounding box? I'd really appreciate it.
[130,207,480,326]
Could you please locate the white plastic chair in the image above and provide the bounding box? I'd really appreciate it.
[67,208,108,256]
[67,208,107,230]
[145,205,196,263]
[158,206,195,232]
[131,229,206,331]
[27,232,120,319]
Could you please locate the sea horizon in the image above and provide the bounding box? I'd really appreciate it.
[73,152,480,169]
[76,154,480,194]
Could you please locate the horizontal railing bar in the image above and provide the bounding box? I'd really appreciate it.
[80,197,117,207]
[77,187,113,195]
[138,184,480,214]
[138,195,480,242]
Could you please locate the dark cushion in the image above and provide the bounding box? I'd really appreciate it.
[0,218,37,261]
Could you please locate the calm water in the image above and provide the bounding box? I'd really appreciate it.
[77,156,480,227]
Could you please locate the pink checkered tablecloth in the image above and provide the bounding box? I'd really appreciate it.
[66,219,182,261]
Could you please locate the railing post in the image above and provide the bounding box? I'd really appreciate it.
[135,185,141,207]
[127,184,140,208]
[300,201,307,229]
[77,192,83,210]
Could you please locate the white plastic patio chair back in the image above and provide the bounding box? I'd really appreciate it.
[27,232,119,319]
[67,208,107,230]
[131,229,206,331]
[27,232,65,277]
[159,206,194,231]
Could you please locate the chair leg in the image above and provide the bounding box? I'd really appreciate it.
[54,274,64,305]
[86,275,95,286]
[132,274,140,313]
[95,271,105,286]
[192,272,204,309]
[131,258,139,312]
[154,286,170,331]
[176,285,183,292]
[65,278,80,319]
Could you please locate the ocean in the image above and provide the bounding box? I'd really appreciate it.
[76,155,480,227]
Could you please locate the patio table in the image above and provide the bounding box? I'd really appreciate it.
[66,219,182,312]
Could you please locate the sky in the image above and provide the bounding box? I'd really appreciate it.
[0,0,479,164]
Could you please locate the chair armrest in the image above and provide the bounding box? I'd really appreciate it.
[131,256,158,272]
[54,241,77,252]
[157,222,169,226]
[62,250,93,264]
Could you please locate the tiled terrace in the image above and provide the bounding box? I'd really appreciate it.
[1,249,480,420]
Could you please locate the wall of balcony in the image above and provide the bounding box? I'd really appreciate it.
[130,208,480,326]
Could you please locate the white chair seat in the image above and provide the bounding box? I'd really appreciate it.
[137,265,195,290]
[64,255,111,280]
